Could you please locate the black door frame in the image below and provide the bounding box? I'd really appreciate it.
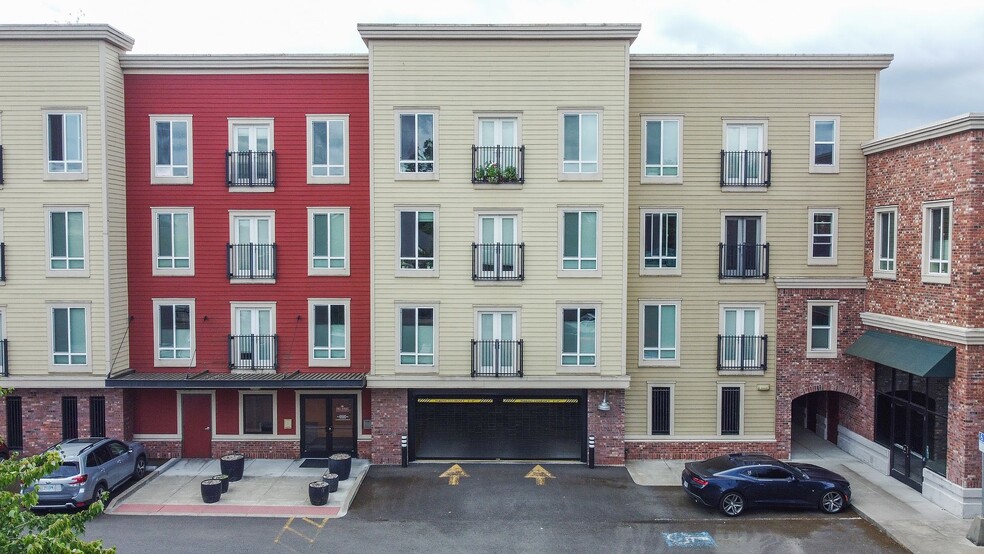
[299,394,358,458]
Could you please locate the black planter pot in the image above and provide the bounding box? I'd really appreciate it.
[321,472,339,493]
[211,474,229,493]
[201,479,222,504]
[308,481,330,506]
[328,453,352,481]
[220,453,246,482]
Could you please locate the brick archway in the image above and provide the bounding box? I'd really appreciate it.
[783,382,862,404]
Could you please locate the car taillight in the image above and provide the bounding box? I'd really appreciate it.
[691,477,709,487]
[70,474,88,485]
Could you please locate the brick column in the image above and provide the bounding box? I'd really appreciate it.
[370,389,408,464]
[587,389,625,465]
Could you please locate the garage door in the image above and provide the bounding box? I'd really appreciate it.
[410,392,585,461]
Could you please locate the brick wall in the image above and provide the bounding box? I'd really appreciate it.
[370,388,407,464]
[947,344,984,487]
[626,440,782,460]
[587,389,624,465]
[210,440,300,460]
[0,389,126,454]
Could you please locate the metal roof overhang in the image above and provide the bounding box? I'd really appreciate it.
[105,370,366,389]
[845,330,956,378]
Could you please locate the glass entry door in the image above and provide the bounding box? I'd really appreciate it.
[301,395,357,458]
[890,402,927,489]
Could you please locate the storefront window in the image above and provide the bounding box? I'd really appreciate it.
[874,364,949,477]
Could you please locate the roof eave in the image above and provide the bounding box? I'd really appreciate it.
[357,23,641,44]
[120,54,369,72]
[862,112,984,154]
[0,24,134,51]
[630,54,894,70]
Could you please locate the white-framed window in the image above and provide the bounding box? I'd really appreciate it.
[475,114,522,185]
[923,200,953,284]
[719,304,765,372]
[474,309,521,376]
[229,211,275,281]
[808,208,838,265]
[809,115,840,173]
[398,305,436,367]
[43,109,86,179]
[308,208,349,276]
[150,115,193,184]
[873,206,897,278]
[0,307,6,376]
[48,302,90,370]
[639,301,679,366]
[641,115,682,183]
[641,208,681,275]
[396,111,437,178]
[648,383,674,436]
[309,299,350,367]
[559,111,602,179]
[721,212,767,279]
[307,114,349,184]
[722,120,768,186]
[560,209,600,274]
[153,299,195,366]
[397,208,437,276]
[228,118,274,188]
[560,306,598,368]
[807,300,838,358]
[718,383,744,436]
[45,206,88,277]
[152,208,194,276]
[240,391,275,435]
[475,213,521,280]
[230,303,277,371]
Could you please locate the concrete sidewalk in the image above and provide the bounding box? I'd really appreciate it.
[107,457,369,518]
[625,429,982,554]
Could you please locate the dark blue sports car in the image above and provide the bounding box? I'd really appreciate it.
[681,453,851,517]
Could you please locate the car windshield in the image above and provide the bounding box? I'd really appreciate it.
[47,462,80,478]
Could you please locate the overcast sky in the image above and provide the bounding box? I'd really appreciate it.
[7,0,982,137]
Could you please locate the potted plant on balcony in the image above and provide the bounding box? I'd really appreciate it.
[502,165,518,183]
[483,162,501,184]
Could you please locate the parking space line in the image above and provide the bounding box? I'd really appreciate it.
[274,516,331,549]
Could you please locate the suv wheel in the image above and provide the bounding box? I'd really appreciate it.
[91,482,108,506]
[133,455,147,480]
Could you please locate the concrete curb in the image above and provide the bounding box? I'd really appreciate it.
[335,461,371,518]
[106,458,178,513]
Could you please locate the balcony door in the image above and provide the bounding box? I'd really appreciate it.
[477,311,517,375]
[234,307,273,369]
[232,216,272,278]
[232,124,271,182]
[724,216,762,276]
[722,307,761,367]
[477,118,519,173]
[725,123,764,183]
[477,215,518,279]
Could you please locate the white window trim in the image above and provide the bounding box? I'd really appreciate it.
[46,301,92,372]
[806,300,838,358]
[558,207,602,277]
[809,115,840,174]
[639,300,681,367]
[922,200,954,284]
[719,211,767,283]
[239,390,277,435]
[558,109,603,181]
[227,118,275,193]
[151,207,195,277]
[395,206,439,278]
[557,303,601,373]
[721,119,769,148]
[647,381,675,436]
[717,382,745,437]
[718,302,766,376]
[228,210,276,284]
[308,298,351,368]
[44,205,89,278]
[473,113,524,189]
[153,298,197,367]
[472,306,523,340]
[307,207,350,276]
[42,108,87,181]
[873,205,898,280]
[394,110,439,181]
[150,115,194,185]
[640,115,683,184]
[640,207,682,276]
[395,303,439,373]
[306,114,350,185]
[808,208,838,266]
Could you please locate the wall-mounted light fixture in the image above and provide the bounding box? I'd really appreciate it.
[598,391,611,412]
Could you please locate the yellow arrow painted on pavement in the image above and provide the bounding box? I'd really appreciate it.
[440,464,469,486]
[525,464,555,486]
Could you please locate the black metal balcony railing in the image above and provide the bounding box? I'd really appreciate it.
[226,150,276,187]
[228,334,278,370]
[471,339,524,377]
[0,145,5,185]
[1,338,8,377]
[717,335,768,372]
[472,243,524,281]
[472,145,525,184]
[720,150,771,187]
[0,242,5,282]
[227,243,277,280]
[719,243,769,279]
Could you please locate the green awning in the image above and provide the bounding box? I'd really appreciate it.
[845,330,955,378]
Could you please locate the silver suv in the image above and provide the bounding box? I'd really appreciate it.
[30,437,147,509]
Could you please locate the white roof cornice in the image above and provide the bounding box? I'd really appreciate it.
[357,23,641,43]
[862,113,984,155]
[630,54,893,70]
[0,24,133,51]
[121,54,369,73]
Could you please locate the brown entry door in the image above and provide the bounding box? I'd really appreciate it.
[301,395,357,457]
[181,394,212,458]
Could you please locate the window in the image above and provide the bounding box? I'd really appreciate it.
[307,115,348,184]
[810,115,840,173]
[640,302,679,365]
[399,307,435,366]
[50,304,88,368]
[560,111,601,177]
[642,116,682,183]
[0,308,6,376]
[650,385,673,436]
[241,393,274,434]
[398,209,437,274]
[719,305,765,372]
[152,208,194,276]
[231,303,277,370]
[5,396,23,451]
[721,213,767,279]
[308,208,349,276]
[46,207,87,276]
[475,214,521,280]
[44,110,86,179]
[89,396,106,438]
[807,301,837,357]
[719,385,743,435]
[808,209,838,265]
[561,307,597,367]
[641,209,680,274]
[61,396,78,440]
[923,201,953,283]
[475,116,523,184]
[228,119,274,187]
[151,116,192,184]
[154,300,195,366]
[475,310,520,376]
[561,210,600,273]
[722,121,767,186]
[309,299,349,367]
[397,112,436,176]
[229,212,275,280]
[874,207,897,278]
